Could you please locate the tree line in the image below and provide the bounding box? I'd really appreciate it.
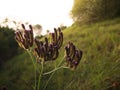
[0,26,19,65]
[71,0,120,24]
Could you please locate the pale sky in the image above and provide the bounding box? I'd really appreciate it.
[0,0,73,34]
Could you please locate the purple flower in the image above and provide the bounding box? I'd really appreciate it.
[15,24,34,49]
[65,42,83,70]
[34,28,63,63]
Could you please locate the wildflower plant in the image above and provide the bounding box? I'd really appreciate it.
[15,24,83,90]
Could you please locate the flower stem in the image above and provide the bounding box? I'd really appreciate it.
[43,57,65,90]
[43,66,69,75]
[37,61,44,90]
[43,71,55,90]
[57,56,65,67]
[27,49,37,90]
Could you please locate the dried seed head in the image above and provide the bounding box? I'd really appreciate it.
[50,28,63,49]
[15,24,34,50]
[34,27,63,63]
[65,42,83,70]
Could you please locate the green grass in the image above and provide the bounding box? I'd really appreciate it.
[0,18,120,90]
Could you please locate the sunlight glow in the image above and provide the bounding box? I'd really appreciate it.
[0,0,73,34]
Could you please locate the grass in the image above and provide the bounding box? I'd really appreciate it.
[0,17,120,90]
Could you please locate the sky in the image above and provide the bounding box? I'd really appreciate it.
[0,0,73,34]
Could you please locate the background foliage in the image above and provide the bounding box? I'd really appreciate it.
[71,0,120,23]
[0,27,19,64]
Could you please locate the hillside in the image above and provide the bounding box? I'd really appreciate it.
[0,18,120,90]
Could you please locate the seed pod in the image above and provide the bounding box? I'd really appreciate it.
[47,44,53,60]
[51,33,55,43]
[54,28,58,45]
[39,46,44,58]
[65,56,71,67]
[73,50,83,69]
[65,46,70,56]
[15,36,23,48]
[21,24,25,30]
[65,42,76,60]
[29,25,33,30]
[44,37,48,52]
[29,26,33,46]
[24,34,29,43]
[21,38,29,49]
[58,27,61,33]
[16,31,24,42]
[15,31,26,49]
[57,32,63,49]
[68,42,75,58]
[51,46,59,60]
[34,38,40,48]
[34,48,40,58]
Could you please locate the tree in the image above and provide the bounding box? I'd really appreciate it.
[71,0,120,24]
[60,24,67,30]
[33,24,42,36]
[0,26,19,63]
[46,30,50,35]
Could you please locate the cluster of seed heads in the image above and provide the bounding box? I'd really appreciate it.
[15,24,33,50]
[15,24,83,69]
[51,28,63,49]
[65,42,83,70]
[34,28,63,62]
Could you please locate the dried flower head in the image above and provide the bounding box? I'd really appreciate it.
[15,24,34,50]
[34,38,59,62]
[65,42,83,70]
[34,28,63,63]
[51,27,63,49]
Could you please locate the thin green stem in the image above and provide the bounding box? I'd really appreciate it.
[43,57,65,90]
[64,79,75,90]
[37,61,44,90]
[57,56,65,67]
[43,71,55,90]
[43,66,69,75]
[27,49,37,90]
[27,50,36,68]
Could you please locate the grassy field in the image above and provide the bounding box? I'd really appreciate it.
[0,18,120,90]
